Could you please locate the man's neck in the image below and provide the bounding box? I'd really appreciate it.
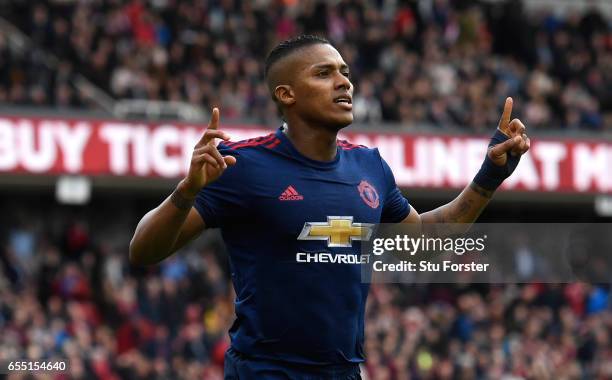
[283,122,339,162]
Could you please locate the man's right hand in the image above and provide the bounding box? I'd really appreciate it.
[178,107,237,198]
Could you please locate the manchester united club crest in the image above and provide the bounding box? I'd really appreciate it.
[358,180,379,209]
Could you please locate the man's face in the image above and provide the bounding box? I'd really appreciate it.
[288,44,354,129]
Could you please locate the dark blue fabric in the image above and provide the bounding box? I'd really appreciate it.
[473,129,522,190]
[195,127,410,366]
[224,347,362,380]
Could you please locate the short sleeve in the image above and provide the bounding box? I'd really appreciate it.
[378,152,410,223]
[194,144,249,228]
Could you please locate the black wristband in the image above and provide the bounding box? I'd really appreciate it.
[473,129,521,191]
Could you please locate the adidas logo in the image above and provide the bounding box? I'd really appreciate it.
[279,185,304,201]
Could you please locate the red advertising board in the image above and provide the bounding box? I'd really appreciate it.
[0,116,610,193]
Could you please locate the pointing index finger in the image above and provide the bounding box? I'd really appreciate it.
[498,97,513,136]
[196,107,228,146]
[208,107,219,131]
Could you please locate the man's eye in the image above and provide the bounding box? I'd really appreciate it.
[342,72,350,78]
[318,71,329,77]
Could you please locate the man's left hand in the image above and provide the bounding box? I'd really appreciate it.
[488,97,531,166]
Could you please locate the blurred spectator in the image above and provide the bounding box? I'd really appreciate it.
[0,192,611,380]
[0,205,235,379]
[0,0,609,130]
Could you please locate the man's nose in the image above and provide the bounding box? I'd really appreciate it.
[335,73,352,91]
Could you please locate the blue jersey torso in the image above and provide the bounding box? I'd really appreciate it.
[195,127,410,365]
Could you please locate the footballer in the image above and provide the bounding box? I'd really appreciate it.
[130,35,530,379]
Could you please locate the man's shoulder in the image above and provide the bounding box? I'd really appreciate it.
[336,138,377,153]
[214,133,281,179]
[217,132,281,155]
[337,138,381,159]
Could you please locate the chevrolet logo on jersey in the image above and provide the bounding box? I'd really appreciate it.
[297,216,374,247]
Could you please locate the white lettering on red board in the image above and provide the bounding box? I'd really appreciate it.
[0,118,91,173]
[573,143,612,192]
[0,117,610,193]
[351,134,609,193]
[531,142,567,190]
[98,123,266,176]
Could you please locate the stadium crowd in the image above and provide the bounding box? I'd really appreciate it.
[1,200,611,380]
[1,0,611,130]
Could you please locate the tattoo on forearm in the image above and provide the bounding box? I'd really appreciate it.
[469,182,494,199]
[455,199,473,219]
[423,184,490,230]
[170,189,195,210]
[431,209,445,223]
[441,199,471,224]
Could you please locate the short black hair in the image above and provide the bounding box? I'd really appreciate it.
[264,35,330,79]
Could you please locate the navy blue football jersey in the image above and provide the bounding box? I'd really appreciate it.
[195,127,410,365]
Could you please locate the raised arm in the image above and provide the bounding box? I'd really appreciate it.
[129,108,236,265]
[403,98,530,231]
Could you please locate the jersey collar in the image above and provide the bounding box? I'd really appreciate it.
[275,126,341,170]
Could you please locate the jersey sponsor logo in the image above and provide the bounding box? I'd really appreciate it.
[358,180,379,209]
[279,185,304,201]
[297,216,374,247]
[296,252,370,264]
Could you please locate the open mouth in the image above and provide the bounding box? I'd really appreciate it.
[333,96,352,104]
[333,95,352,110]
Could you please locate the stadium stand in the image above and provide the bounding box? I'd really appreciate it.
[0,1,611,380]
[1,195,612,379]
[1,0,611,129]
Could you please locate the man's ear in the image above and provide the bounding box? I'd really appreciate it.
[274,85,295,106]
